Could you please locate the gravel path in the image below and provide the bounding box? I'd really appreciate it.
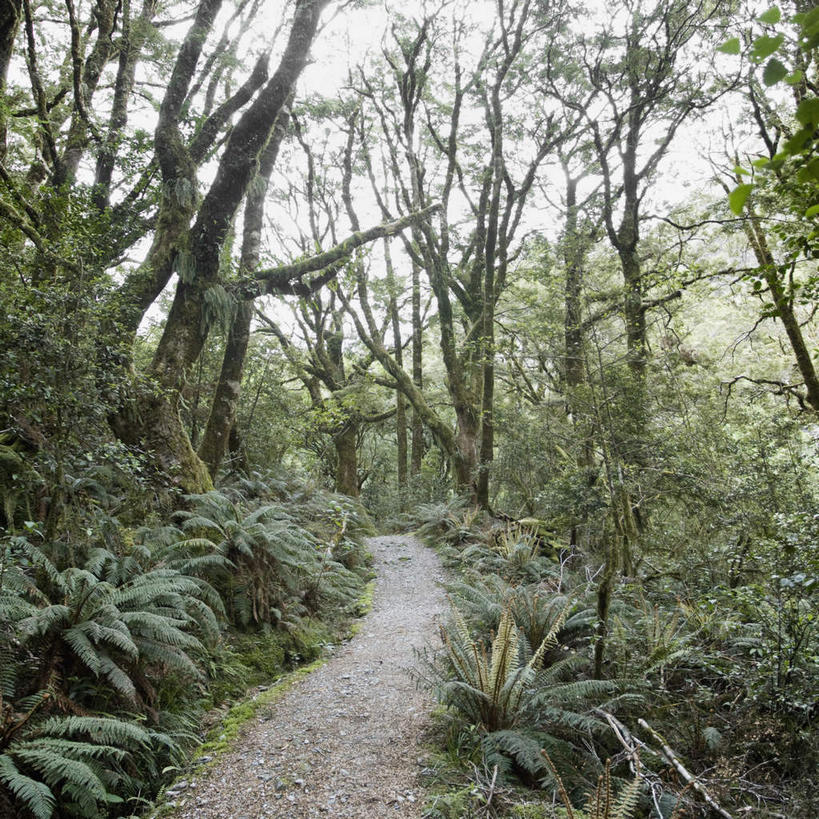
[166,535,447,818]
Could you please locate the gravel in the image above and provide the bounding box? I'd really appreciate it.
[165,535,447,819]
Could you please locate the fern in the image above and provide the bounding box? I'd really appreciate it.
[542,753,641,819]
[0,755,55,819]
[167,490,354,628]
[0,708,153,818]
[435,602,564,731]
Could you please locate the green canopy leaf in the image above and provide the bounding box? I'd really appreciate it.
[729,184,754,214]
[762,57,787,86]
[717,37,741,54]
[751,33,785,61]
[758,7,781,25]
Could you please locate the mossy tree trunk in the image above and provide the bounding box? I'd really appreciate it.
[198,102,292,476]
[0,0,22,160]
[124,0,329,492]
[410,260,425,476]
[334,424,359,497]
[385,240,408,501]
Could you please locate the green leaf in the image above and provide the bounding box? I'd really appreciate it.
[785,70,804,86]
[803,158,819,182]
[758,6,781,25]
[729,184,754,214]
[751,33,785,61]
[795,97,819,128]
[805,204,819,218]
[763,58,787,86]
[734,165,751,175]
[784,127,812,155]
[717,37,741,54]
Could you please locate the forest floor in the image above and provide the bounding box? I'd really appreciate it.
[162,534,447,818]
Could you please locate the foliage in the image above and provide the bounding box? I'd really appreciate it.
[435,604,559,732]
[422,591,620,796]
[0,468,373,816]
[541,754,641,819]
[0,522,215,816]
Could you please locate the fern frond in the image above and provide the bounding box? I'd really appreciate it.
[35,716,150,748]
[97,655,137,700]
[0,755,55,819]
[9,748,108,800]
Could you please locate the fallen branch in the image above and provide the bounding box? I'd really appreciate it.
[638,718,734,819]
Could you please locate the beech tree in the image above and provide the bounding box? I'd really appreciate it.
[547,0,731,422]
[337,2,574,507]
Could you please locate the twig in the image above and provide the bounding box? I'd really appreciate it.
[638,718,734,819]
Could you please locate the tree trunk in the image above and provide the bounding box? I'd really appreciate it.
[620,245,646,382]
[94,0,157,210]
[564,177,585,395]
[111,390,213,492]
[334,423,358,497]
[410,260,424,475]
[198,103,292,475]
[121,0,327,491]
[0,0,22,160]
[386,241,408,499]
[198,300,252,476]
[454,402,479,496]
[744,212,819,413]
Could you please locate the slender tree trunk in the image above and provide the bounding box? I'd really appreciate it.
[562,174,598,547]
[386,241,408,499]
[564,177,585,396]
[94,0,156,210]
[334,423,358,496]
[52,0,120,187]
[410,260,424,475]
[744,212,819,412]
[198,102,292,475]
[198,300,252,475]
[476,325,494,507]
[0,0,22,160]
[396,389,408,493]
[620,245,646,382]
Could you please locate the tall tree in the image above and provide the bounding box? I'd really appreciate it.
[550,0,730,428]
[343,2,571,506]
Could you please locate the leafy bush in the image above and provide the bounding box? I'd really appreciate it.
[166,489,369,629]
[423,596,620,793]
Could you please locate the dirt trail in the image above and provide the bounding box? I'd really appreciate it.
[166,535,447,818]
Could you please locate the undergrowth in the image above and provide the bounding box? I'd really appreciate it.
[0,469,373,818]
[408,497,818,818]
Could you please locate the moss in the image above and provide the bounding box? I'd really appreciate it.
[347,579,375,637]
[195,657,327,759]
[289,619,333,662]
